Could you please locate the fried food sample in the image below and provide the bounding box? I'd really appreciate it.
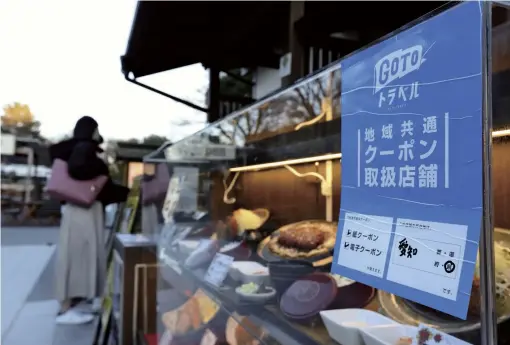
[277,226,325,251]
[468,276,481,316]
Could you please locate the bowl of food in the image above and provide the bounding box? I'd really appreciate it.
[225,314,266,345]
[236,283,276,303]
[229,261,269,285]
[231,208,270,234]
[161,289,227,343]
[219,208,270,241]
[258,220,337,267]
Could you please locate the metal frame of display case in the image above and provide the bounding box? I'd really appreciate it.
[138,3,510,345]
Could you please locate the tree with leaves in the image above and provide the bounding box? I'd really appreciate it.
[142,135,169,146]
[123,136,169,145]
[1,102,41,137]
[208,69,337,146]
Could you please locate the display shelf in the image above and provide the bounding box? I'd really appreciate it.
[139,5,510,345]
[158,246,336,345]
[112,234,158,345]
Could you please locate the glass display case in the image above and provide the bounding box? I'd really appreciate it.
[139,3,510,345]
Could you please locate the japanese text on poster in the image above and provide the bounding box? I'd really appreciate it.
[332,2,483,319]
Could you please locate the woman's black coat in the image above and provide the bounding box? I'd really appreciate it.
[49,139,129,206]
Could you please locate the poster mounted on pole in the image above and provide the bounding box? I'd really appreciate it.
[332,2,483,320]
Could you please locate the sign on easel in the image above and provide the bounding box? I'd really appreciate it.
[0,133,16,155]
[332,2,483,320]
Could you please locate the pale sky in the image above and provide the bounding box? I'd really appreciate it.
[0,0,209,142]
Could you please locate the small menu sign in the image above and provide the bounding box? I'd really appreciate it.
[200,329,217,345]
[203,253,234,287]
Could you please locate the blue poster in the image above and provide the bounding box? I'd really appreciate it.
[331,2,483,320]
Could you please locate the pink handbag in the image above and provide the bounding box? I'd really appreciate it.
[142,163,170,205]
[46,158,108,207]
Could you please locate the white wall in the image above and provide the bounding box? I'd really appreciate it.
[252,67,281,100]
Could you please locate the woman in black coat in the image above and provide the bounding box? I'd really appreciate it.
[49,116,129,325]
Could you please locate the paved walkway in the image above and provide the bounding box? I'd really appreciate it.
[2,244,56,344]
[1,227,98,345]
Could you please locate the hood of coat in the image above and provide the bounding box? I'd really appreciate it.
[73,116,104,144]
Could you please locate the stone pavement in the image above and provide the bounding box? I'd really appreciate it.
[1,227,99,345]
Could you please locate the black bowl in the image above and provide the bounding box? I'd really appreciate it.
[269,260,315,299]
[268,260,315,276]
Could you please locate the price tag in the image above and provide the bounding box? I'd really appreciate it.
[200,329,217,345]
[203,253,235,287]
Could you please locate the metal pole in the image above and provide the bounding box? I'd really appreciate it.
[479,2,497,345]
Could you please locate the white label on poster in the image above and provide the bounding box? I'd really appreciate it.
[337,212,393,278]
[204,253,234,288]
[386,219,467,300]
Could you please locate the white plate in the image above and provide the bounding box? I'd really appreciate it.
[319,309,399,345]
[360,324,473,345]
[178,240,201,255]
[220,241,242,253]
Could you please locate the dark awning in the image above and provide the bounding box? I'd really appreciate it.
[122,2,288,78]
[109,141,162,162]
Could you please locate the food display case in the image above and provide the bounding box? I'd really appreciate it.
[138,3,510,345]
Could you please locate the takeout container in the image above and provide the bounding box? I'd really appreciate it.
[320,309,399,345]
[225,315,266,345]
[229,261,269,285]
